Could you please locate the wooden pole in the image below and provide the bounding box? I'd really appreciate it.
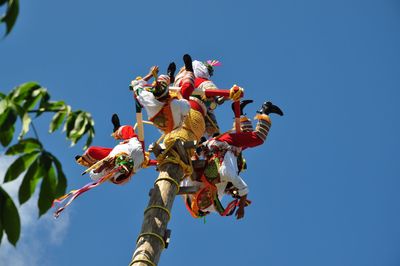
[129,162,183,266]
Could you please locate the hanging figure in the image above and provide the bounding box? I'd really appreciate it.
[131,54,207,146]
[54,114,148,217]
[192,59,223,137]
[183,100,283,219]
[75,114,146,185]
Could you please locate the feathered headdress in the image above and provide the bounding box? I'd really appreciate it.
[204,60,221,77]
[206,60,222,67]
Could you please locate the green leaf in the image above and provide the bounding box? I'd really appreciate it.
[18,112,31,140]
[22,88,47,112]
[0,98,8,114]
[0,212,3,246]
[83,128,95,150]
[36,90,50,116]
[0,124,14,147]
[0,186,21,246]
[18,159,42,205]
[47,153,67,197]
[4,151,40,183]
[49,110,67,133]
[0,106,18,131]
[38,160,57,217]
[0,0,19,36]
[42,101,65,112]
[68,111,95,146]
[64,111,78,136]
[69,112,87,138]
[10,82,41,104]
[5,138,42,155]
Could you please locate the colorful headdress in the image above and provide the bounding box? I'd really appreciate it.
[193,59,221,79]
[153,74,170,99]
[205,60,221,77]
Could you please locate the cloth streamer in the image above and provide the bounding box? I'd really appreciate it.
[53,167,122,218]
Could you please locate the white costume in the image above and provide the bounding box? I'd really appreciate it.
[89,137,144,183]
[206,139,249,197]
[131,79,190,130]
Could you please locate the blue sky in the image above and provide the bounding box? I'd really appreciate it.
[1,0,400,265]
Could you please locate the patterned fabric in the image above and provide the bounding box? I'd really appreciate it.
[204,157,220,181]
[233,116,253,132]
[174,69,194,86]
[149,98,175,133]
[77,152,98,167]
[163,109,206,148]
[254,114,271,142]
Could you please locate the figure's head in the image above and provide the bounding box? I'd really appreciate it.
[110,153,135,185]
[193,59,221,79]
[153,74,170,100]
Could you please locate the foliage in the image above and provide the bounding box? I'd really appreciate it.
[0,82,95,246]
[0,0,19,36]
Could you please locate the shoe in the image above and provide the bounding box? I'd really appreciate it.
[183,54,193,72]
[231,99,253,115]
[257,101,284,116]
[111,113,121,132]
[167,62,176,84]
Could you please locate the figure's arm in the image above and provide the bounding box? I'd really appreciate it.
[143,66,159,82]
[235,194,247,220]
[130,66,159,94]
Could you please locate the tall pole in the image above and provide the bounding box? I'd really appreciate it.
[129,162,183,266]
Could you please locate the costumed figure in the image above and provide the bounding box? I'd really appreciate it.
[182,100,284,219]
[192,59,223,137]
[54,114,148,217]
[131,54,207,148]
[76,114,146,184]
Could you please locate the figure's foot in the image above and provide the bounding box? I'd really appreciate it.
[111,113,121,132]
[75,155,91,167]
[167,62,176,83]
[231,99,253,115]
[183,54,193,72]
[257,101,284,116]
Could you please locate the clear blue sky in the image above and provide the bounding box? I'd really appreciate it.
[1,0,400,265]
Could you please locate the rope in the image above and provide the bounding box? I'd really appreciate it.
[154,177,180,195]
[156,142,193,177]
[144,205,171,221]
[205,113,219,133]
[130,258,156,266]
[156,134,165,144]
[136,232,166,249]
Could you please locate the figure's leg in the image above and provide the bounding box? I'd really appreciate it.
[75,146,113,167]
[167,62,176,84]
[180,54,195,100]
[111,113,121,133]
[254,101,284,142]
